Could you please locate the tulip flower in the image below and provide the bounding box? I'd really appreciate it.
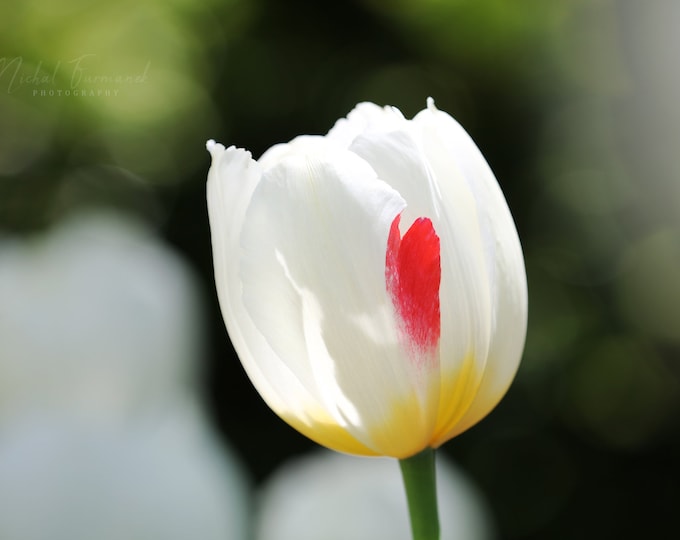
[207,98,527,539]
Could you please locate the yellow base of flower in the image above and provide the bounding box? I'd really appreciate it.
[281,353,483,458]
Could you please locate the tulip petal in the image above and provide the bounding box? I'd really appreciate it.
[207,142,377,455]
[348,126,495,437]
[237,148,441,456]
[326,102,406,148]
[258,135,336,172]
[412,100,528,442]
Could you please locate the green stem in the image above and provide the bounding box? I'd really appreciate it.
[399,448,440,540]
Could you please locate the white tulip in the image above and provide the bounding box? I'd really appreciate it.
[207,98,527,458]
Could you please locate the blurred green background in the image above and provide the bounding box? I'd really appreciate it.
[2,0,679,537]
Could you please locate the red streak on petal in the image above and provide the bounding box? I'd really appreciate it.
[386,214,441,361]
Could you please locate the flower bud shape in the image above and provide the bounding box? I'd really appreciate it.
[207,99,527,459]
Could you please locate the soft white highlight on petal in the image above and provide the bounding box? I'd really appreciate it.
[238,148,441,454]
[207,145,319,423]
[258,135,337,172]
[255,450,496,540]
[208,144,380,455]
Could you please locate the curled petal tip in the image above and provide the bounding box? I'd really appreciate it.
[206,139,226,159]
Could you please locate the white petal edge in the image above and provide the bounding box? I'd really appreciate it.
[326,102,407,149]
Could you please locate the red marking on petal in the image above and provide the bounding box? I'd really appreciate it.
[386,214,441,362]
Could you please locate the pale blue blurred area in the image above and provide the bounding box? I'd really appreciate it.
[0,213,200,425]
[0,212,251,540]
[0,413,250,540]
[255,449,495,540]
